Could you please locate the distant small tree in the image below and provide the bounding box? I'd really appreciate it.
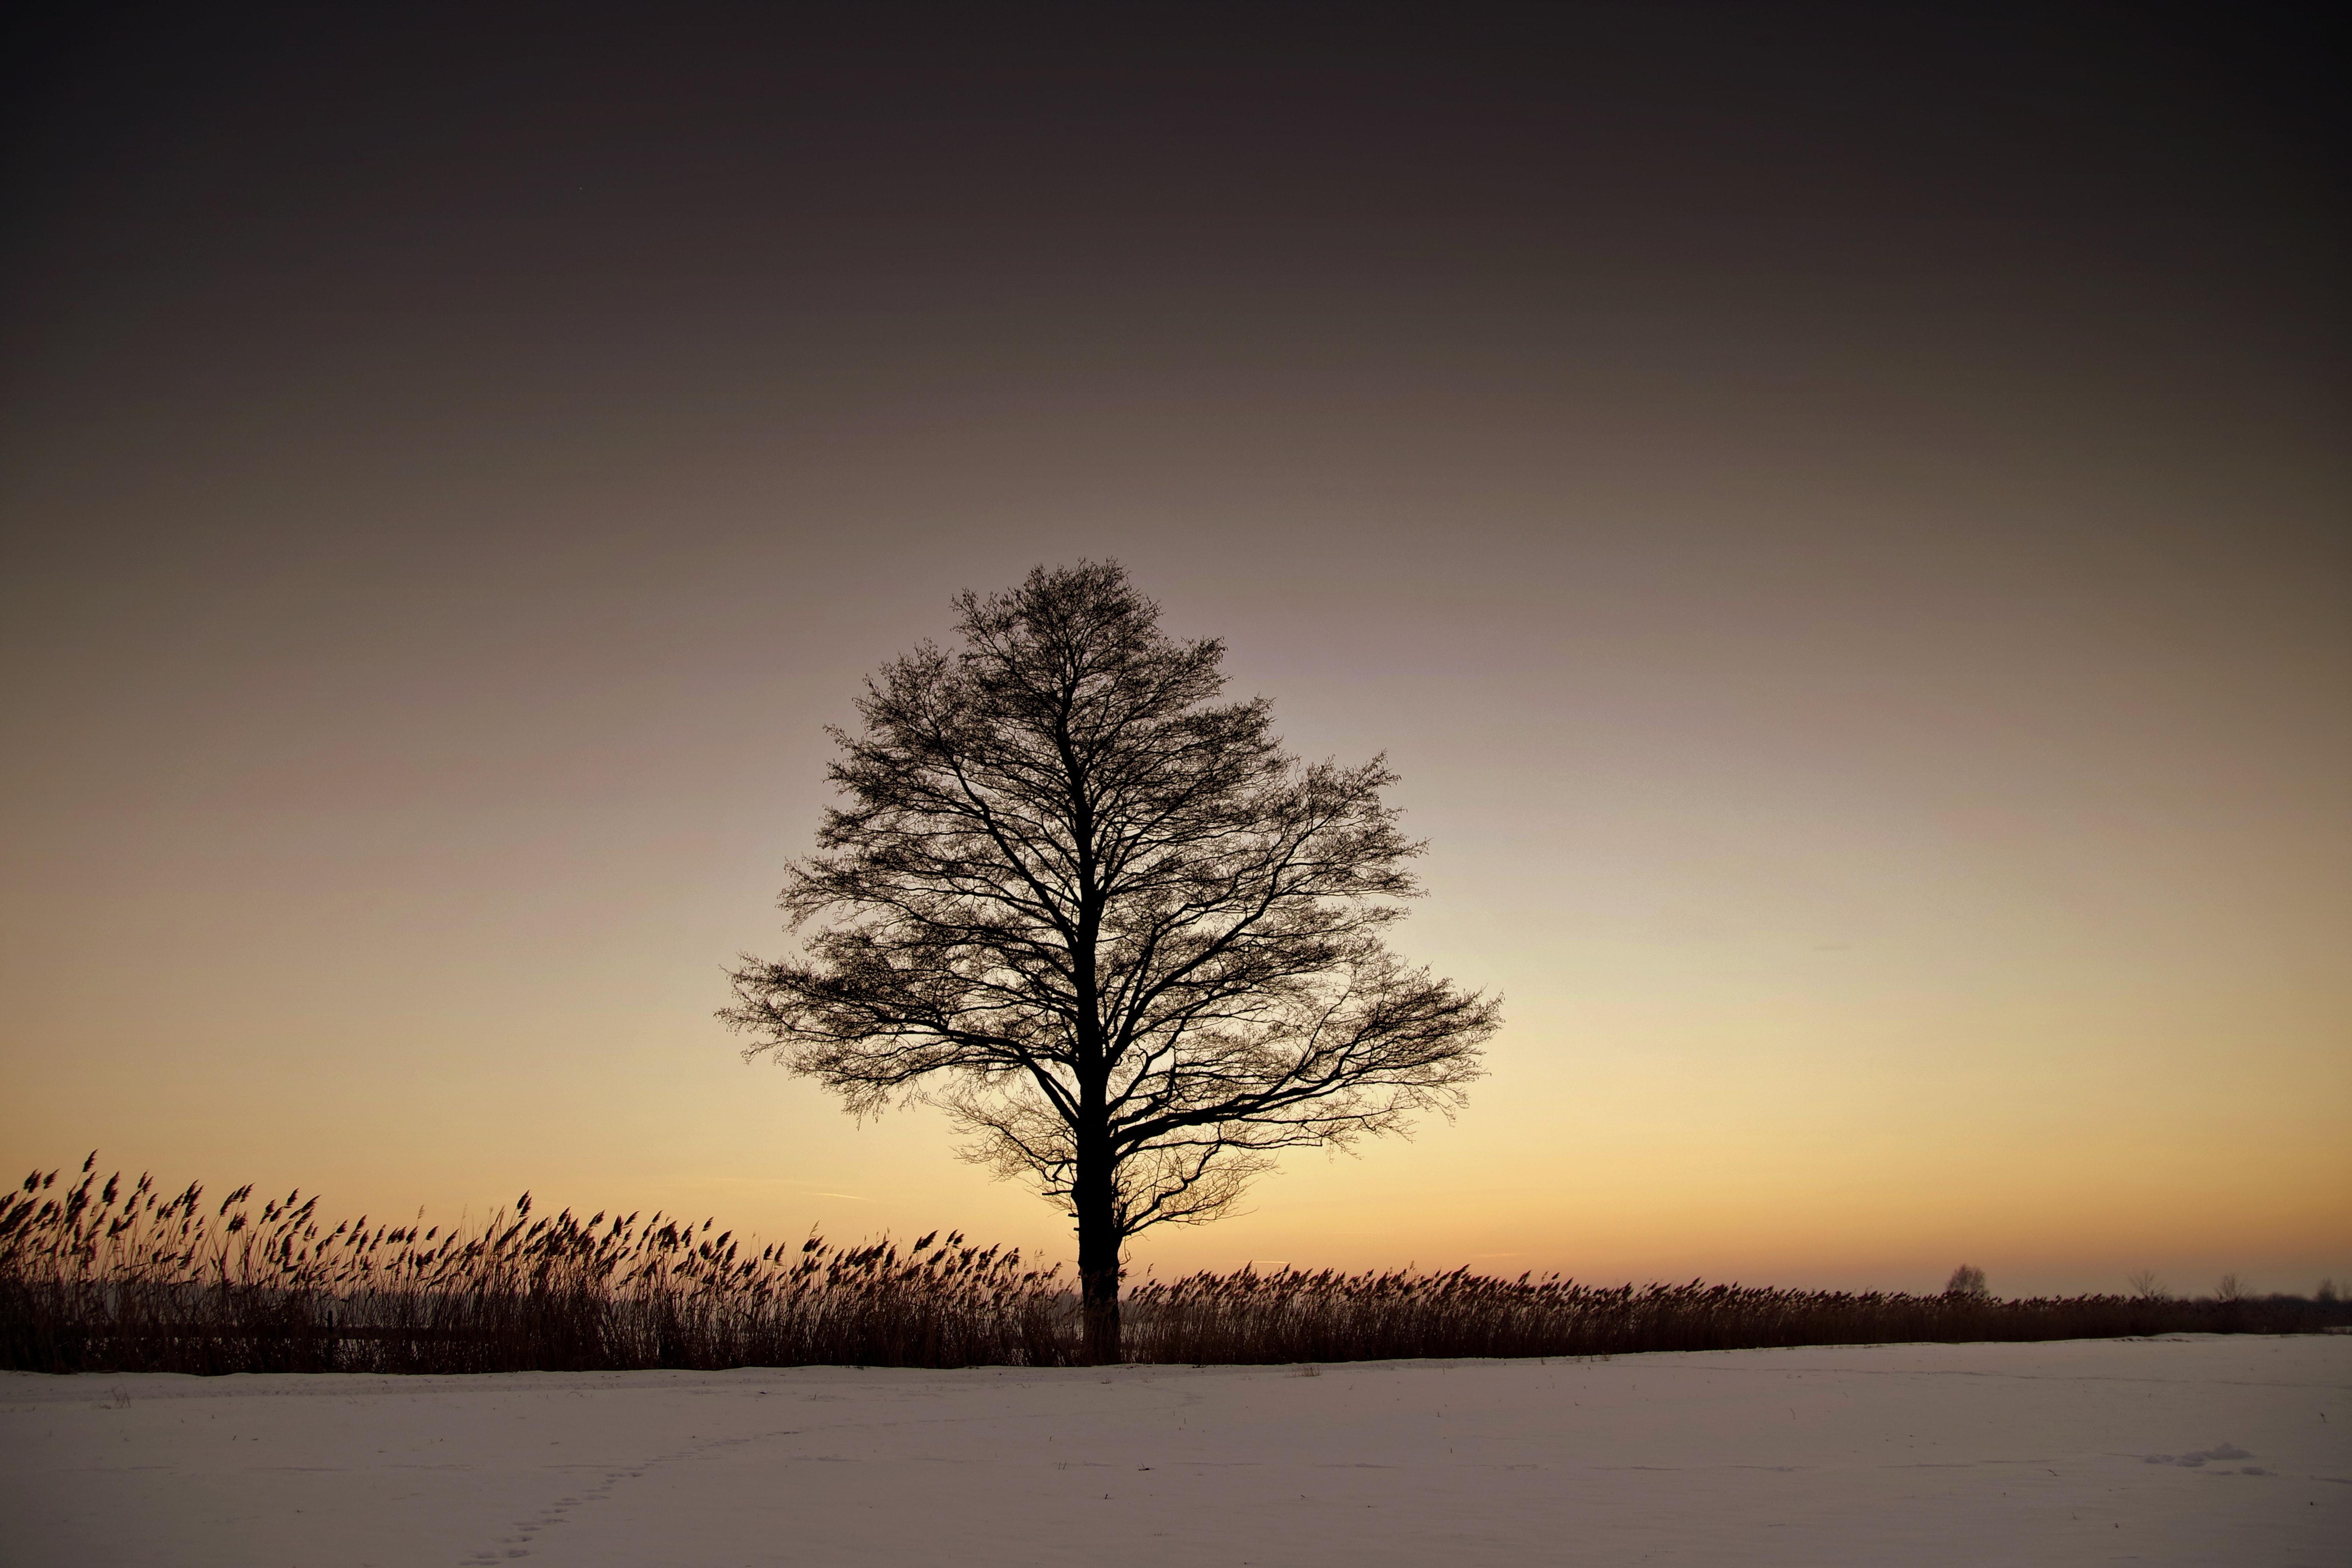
[2318,1278,2340,1305]
[2214,1272,2245,1302]
[1944,1263,1988,1297]
[2125,1268,2166,1300]
[723,562,1500,1362]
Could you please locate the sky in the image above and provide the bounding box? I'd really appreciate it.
[3,3,2345,1298]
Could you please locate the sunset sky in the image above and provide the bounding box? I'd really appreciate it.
[3,5,2343,1297]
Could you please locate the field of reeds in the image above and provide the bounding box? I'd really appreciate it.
[0,1157,1071,1374]
[6,1158,2345,1375]
[1119,1268,2346,1363]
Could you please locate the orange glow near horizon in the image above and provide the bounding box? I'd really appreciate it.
[5,501,2343,1297]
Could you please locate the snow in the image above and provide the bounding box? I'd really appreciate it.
[4,1335,2345,1565]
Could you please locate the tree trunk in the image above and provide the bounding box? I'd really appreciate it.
[1074,1140,1120,1365]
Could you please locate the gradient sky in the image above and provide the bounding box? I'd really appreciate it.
[3,4,2345,1296]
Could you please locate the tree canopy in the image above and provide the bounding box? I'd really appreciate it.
[723,561,1498,1359]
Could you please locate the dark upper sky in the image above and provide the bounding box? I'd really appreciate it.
[6,5,2343,682]
[7,4,2341,475]
[3,4,2345,1286]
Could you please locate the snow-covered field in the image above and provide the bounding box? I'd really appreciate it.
[4,1335,2343,1565]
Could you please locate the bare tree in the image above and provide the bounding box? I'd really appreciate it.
[1944,1263,1988,1297]
[723,562,1499,1362]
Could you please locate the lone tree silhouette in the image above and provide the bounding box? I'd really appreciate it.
[723,562,1499,1362]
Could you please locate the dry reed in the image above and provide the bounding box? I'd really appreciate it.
[6,1157,2343,1374]
[1119,1265,2347,1363]
[1,1156,1071,1373]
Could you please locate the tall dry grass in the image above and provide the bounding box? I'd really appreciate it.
[1119,1266,2346,1363]
[6,1157,2343,1374]
[1,1156,1071,1373]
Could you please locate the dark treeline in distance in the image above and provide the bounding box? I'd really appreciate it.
[6,1161,2343,1376]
